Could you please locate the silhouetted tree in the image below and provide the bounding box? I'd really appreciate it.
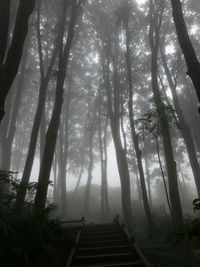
[0,0,35,122]
[170,0,200,104]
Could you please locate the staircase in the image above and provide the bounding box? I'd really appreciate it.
[66,218,150,267]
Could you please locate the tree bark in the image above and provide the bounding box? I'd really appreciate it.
[0,0,11,64]
[170,0,200,104]
[124,9,154,237]
[102,47,134,230]
[98,90,109,220]
[149,0,183,227]
[14,0,68,215]
[33,2,81,213]
[0,0,35,122]
[161,47,200,198]
[84,87,95,216]
[73,119,87,195]
[144,154,153,210]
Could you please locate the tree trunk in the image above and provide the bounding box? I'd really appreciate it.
[84,132,93,216]
[0,0,11,64]
[58,82,72,217]
[170,0,200,104]
[0,0,35,122]
[161,48,200,198]
[14,1,68,215]
[73,119,87,195]
[149,0,183,227]
[125,14,154,237]
[33,2,80,213]
[84,86,94,216]
[102,48,134,230]
[40,108,46,164]
[103,114,109,217]
[98,90,106,218]
[144,154,153,210]
[98,89,109,219]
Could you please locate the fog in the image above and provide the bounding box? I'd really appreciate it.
[1,1,200,259]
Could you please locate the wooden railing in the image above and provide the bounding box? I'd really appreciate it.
[60,216,85,225]
[114,215,150,267]
[63,217,85,267]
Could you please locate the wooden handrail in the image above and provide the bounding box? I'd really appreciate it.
[65,228,82,267]
[114,215,150,267]
[60,217,85,224]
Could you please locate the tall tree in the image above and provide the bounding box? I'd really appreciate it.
[0,0,35,122]
[100,30,134,230]
[0,38,29,170]
[33,0,85,213]
[160,43,200,198]
[14,0,67,215]
[119,0,155,238]
[149,0,183,226]
[0,0,11,64]
[170,0,200,104]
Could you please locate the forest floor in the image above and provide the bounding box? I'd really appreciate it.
[135,229,200,267]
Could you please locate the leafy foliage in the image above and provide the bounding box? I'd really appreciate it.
[0,170,19,211]
[0,209,74,267]
[135,101,177,141]
[170,199,200,242]
[0,170,54,214]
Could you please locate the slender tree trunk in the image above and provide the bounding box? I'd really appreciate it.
[84,86,94,216]
[170,0,200,103]
[14,1,68,215]
[102,48,134,230]
[125,14,154,237]
[155,133,172,216]
[40,108,46,164]
[182,78,200,154]
[58,127,67,217]
[0,0,11,64]
[73,120,87,195]
[0,36,28,171]
[0,90,13,169]
[33,2,80,213]
[84,132,93,216]
[144,154,153,209]
[59,83,72,217]
[53,154,58,203]
[98,89,109,219]
[0,0,35,122]
[149,0,183,227]
[98,90,106,218]
[103,114,109,216]
[161,48,200,198]
[136,171,143,208]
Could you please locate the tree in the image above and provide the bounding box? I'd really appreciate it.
[0,0,35,122]
[99,18,134,230]
[170,0,200,105]
[160,42,200,198]
[14,0,67,215]
[120,0,155,238]
[149,0,183,227]
[33,0,85,214]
